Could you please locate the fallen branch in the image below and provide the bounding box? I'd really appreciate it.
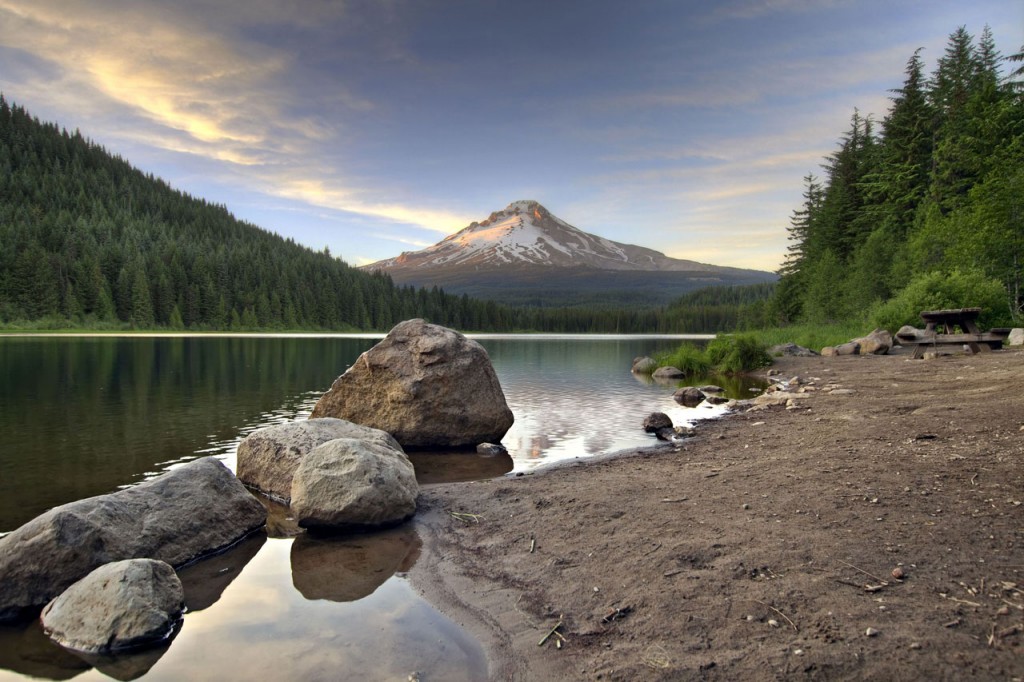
[752,599,798,632]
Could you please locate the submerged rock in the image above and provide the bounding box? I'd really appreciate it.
[0,458,266,623]
[237,418,402,503]
[310,319,514,449]
[290,438,418,531]
[41,559,183,654]
[476,442,508,456]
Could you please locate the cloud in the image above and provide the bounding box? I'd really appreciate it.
[0,0,467,239]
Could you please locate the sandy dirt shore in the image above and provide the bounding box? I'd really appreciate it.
[411,347,1024,681]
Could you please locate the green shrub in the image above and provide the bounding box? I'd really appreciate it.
[654,335,770,377]
[870,268,1011,331]
[706,334,772,373]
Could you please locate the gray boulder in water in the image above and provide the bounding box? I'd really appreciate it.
[237,418,402,503]
[0,457,265,622]
[290,438,418,530]
[309,319,514,449]
[41,559,184,653]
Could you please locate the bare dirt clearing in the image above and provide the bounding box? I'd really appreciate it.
[412,348,1024,680]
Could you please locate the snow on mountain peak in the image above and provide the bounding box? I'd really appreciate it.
[365,200,720,274]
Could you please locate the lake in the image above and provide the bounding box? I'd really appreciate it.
[0,333,759,681]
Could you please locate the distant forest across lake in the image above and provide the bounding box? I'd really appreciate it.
[1,25,1020,335]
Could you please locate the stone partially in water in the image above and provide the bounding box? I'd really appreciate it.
[643,412,673,433]
[237,418,402,503]
[41,559,184,654]
[673,386,705,408]
[291,438,418,531]
[631,356,657,374]
[310,319,514,449]
[0,458,266,623]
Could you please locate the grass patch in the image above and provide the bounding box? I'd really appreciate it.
[744,322,868,352]
[654,343,712,376]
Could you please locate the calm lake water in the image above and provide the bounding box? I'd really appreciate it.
[0,333,759,681]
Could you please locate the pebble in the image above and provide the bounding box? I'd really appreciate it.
[891,566,905,579]
[909,642,922,650]
[768,619,780,628]
[865,627,880,637]
[742,503,750,510]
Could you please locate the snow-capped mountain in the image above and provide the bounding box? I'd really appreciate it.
[361,200,775,306]
[367,200,720,272]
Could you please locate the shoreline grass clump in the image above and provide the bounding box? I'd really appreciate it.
[653,343,712,376]
[650,334,771,377]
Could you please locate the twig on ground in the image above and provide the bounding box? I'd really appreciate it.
[449,511,485,523]
[837,559,890,587]
[538,617,564,647]
[530,534,536,553]
[642,542,662,557]
[752,599,798,632]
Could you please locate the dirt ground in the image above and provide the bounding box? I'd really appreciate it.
[410,347,1024,681]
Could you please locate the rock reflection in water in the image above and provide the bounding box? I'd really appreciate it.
[0,621,90,680]
[408,450,514,485]
[177,532,268,612]
[291,524,421,602]
[71,644,173,681]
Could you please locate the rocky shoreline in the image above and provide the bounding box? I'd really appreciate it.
[410,348,1024,680]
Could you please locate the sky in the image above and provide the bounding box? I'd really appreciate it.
[0,1,1020,272]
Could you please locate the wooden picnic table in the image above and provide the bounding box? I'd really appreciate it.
[896,307,1010,358]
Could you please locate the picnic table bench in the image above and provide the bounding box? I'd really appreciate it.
[896,307,1010,359]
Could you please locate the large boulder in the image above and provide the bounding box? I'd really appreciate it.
[854,329,893,355]
[236,418,402,503]
[309,320,514,449]
[290,438,418,531]
[1008,328,1024,346]
[40,559,183,654]
[0,457,266,622]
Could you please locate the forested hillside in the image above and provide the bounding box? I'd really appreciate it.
[0,98,756,334]
[772,27,1023,330]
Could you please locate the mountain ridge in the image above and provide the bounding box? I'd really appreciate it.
[362,200,775,307]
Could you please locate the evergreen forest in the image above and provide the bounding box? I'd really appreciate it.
[0,95,728,334]
[2,24,1020,337]
[771,26,1024,330]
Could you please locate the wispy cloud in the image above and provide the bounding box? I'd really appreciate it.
[0,0,458,237]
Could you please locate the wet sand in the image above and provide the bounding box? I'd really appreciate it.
[411,348,1024,680]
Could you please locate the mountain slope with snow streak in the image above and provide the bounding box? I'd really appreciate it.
[361,200,775,307]
[367,200,718,272]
